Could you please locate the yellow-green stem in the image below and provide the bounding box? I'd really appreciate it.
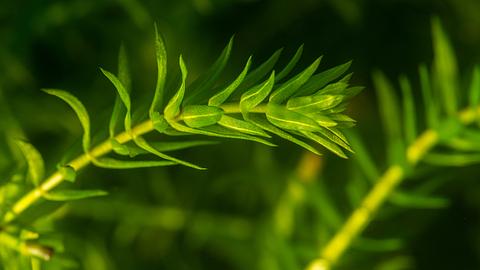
[306,106,480,270]
[2,102,261,224]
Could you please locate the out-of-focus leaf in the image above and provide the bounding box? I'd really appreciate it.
[302,131,347,158]
[354,237,403,252]
[249,114,321,155]
[208,57,252,106]
[424,152,480,166]
[101,68,132,131]
[389,191,449,209]
[43,190,108,201]
[276,45,304,81]
[109,45,131,137]
[133,136,205,170]
[269,57,320,104]
[165,56,187,119]
[469,66,480,109]
[42,89,91,152]
[218,115,270,137]
[296,60,352,97]
[93,157,176,169]
[419,64,439,128]
[372,71,405,165]
[149,23,168,118]
[168,121,275,146]
[432,17,458,116]
[240,72,275,116]
[399,75,416,144]
[15,140,44,186]
[182,105,223,128]
[345,130,380,183]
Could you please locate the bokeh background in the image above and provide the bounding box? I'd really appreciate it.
[1,0,480,269]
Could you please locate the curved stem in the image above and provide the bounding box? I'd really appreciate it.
[306,106,480,270]
[2,120,155,224]
[2,102,266,224]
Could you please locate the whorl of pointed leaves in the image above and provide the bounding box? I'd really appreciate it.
[40,23,361,179]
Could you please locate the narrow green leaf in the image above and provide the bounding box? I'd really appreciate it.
[354,237,403,252]
[149,23,168,118]
[185,36,234,104]
[286,94,343,114]
[269,57,320,103]
[92,158,176,169]
[469,66,480,109]
[419,64,439,128]
[181,105,223,128]
[276,45,304,81]
[301,131,347,158]
[100,68,132,131]
[109,45,131,137]
[239,48,282,90]
[164,56,187,119]
[424,152,480,166]
[266,103,320,132]
[42,89,91,152]
[168,121,275,147]
[432,17,458,116]
[345,130,381,183]
[43,189,108,201]
[133,136,206,170]
[389,191,449,209]
[296,60,352,97]
[248,114,321,155]
[399,75,417,144]
[372,71,404,165]
[218,115,270,137]
[240,71,275,116]
[16,140,45,186]
[208,56,252,106]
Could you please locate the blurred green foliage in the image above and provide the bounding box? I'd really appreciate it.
[2,0,480,269]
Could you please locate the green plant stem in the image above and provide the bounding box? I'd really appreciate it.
[1,103,266,224]
[305,106,480,270]
[0,231,53,261]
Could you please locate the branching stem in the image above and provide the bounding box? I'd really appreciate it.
[1,103,265,224]
[306,106,480,270]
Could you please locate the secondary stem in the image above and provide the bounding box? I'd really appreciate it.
[2,102,264,224]
[306,106,480,270]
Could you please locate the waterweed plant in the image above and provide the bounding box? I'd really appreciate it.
[0,24,361,265]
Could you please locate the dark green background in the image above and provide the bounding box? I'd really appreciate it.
[1,0,480,269]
